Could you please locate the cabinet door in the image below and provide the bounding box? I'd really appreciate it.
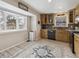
[74,36,79,57]
[40,14,45,24]
[41,29,47,39]
[69,10,75,23]
[56,29,69,42]
[48,14,53,24]
[75,5,79,16]
[40,14,54,24]
[41,29,45,38]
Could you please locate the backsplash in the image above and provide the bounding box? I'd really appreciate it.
[68,23,79,30]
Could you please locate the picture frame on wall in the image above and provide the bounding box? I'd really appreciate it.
[18,2,28,11]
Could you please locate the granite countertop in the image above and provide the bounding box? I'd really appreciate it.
[74,33,79,38]
[67,30,79,32]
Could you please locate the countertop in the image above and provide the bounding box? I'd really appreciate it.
[67,30,79,32]
[74,33,79,38]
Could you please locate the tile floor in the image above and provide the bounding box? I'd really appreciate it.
[0,39,77,58]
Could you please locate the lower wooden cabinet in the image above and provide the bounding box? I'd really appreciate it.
[41,29,48,39]
[41,29,70,42]
[56,29,69,42]
[74,34,79,57]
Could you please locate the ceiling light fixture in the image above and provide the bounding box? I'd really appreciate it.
[48,0,52,2]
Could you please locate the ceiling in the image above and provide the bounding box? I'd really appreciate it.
[23,0,79,13]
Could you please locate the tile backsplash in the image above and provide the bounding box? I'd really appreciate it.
[68,23,79,30]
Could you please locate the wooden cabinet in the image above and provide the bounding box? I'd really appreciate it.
[69,5,79,24]
[40,14,45,24]
[40,14,54,39]
[41,29,48,39]
[40,14,47,24]
[69,9,75,23]
[40,14,54,24]
[74,34,79,57]
[56,29,69,42]
[47,14,54,24]
[75,5,79,16]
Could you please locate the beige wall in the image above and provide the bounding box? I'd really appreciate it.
[3,0,41,39]
[20,0,41,39]
[0,0,40,51]
[0,31,27,51]
[2,0,18,7]
[0,0,27,51]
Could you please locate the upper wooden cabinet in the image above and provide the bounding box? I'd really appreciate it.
[48,14,54,24]
[68,5,79,24]
[69,9,75,23]
[40,14,54,24]
[40,14,45,24]
[75,5,79,16]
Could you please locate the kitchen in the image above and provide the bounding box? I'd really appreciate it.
[40,4,79,56]
[0,0,79,58]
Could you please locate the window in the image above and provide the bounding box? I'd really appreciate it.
[0,10,27,32]
[54,14,69,27]
[6,15,17,30]
[18,16,25,29]
[55,16,66,27]
[0,11,5,30]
